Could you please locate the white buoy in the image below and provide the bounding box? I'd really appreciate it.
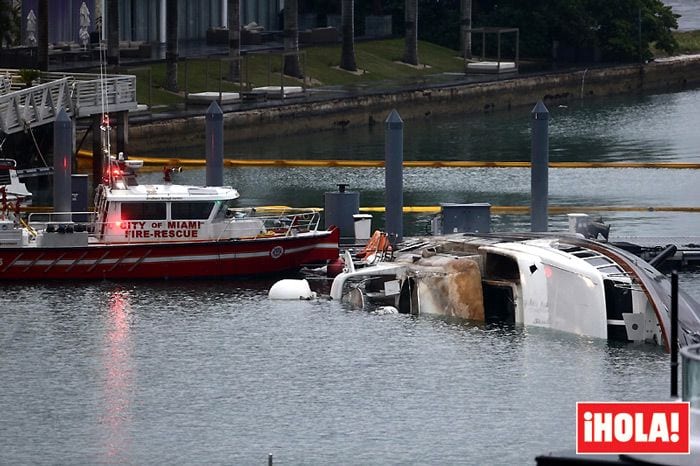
[373,306,399,315]
[268,279,317,300]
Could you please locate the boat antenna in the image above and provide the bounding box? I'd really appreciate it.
[98,37,112,188]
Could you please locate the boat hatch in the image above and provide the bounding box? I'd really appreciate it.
[483,280,516,324]
[188,187,219,195]
[604,279,633,341]
[482,252,520,323]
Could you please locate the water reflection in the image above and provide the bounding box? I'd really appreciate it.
[100,288,134,463]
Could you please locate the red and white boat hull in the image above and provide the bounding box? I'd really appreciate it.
[0,228,339,280]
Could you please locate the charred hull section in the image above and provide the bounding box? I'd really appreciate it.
[331,233,700,351]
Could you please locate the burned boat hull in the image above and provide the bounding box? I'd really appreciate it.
[331,233,700,350]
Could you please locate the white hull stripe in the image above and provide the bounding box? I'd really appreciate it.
[8,242,337,268]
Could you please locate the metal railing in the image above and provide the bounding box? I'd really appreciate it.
[26,207,323,244]
[0,69,137,135]
[234,207,322,237]
[0,77,72,134]
[239,207,321,236]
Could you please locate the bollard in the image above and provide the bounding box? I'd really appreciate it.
[205,100,224,186]
[53,109,73,221]
[385,109,404,244]
[531,100,549,232]
[324,183,359,243]
[268,453,273,466]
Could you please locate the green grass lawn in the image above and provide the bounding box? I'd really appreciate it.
[650,31,700,58]
[674,30,700,54]
[124,39,466,108]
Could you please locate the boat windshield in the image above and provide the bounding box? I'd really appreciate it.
[214,199,238,220]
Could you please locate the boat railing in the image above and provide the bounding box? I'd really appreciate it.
[225,207,322,239]
[27,208,323,242]
[27,211,97,232]
[682,343,700,408]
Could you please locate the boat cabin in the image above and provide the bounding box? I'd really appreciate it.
[92,182,268,243]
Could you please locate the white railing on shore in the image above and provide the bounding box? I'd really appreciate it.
[0,69,137,135]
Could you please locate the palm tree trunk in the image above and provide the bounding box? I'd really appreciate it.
[461,0,472,59]
[37,0,48,70]
[339,0,357,71]
[403,0,418,65]
[164,0,178,92]
[227,0,240,80]
[106,0,119,67]
[283,0,302,78]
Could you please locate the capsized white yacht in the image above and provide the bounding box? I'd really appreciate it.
[331,233,700,351]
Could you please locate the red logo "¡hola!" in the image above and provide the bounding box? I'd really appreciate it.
[576,402,690,455]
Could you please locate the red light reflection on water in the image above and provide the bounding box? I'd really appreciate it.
[100,289,133,462]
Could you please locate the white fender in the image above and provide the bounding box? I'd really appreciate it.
[268,279,317,300]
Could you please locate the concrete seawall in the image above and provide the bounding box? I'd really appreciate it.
[129,55,700,152]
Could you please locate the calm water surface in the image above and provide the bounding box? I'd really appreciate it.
[666,0,700,31]
[3,88,700,464]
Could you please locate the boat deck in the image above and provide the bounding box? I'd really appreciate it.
[601,236,699,270]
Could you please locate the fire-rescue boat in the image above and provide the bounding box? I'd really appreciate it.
[0,156,339,280]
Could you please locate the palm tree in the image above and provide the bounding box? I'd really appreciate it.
[37,0,48,70]
[106,0,119,67]
[283,0,302,78]
[461,0,472,59]
[403,0,418,65]
[227,0,240,80]
[339,0,357,71]
[164,0,178,92]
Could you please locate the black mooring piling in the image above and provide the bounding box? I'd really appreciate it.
[205,100,224,187]
[53,108,73,221]
[531,100,549,232]
[385,109,404,244]
[671,271,679,398]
